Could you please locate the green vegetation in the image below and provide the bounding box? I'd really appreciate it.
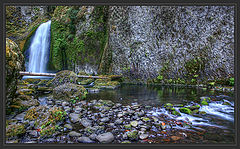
[49,6,109,73]
[229,78,234,86]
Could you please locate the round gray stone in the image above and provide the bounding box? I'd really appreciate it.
[96,132,114,143]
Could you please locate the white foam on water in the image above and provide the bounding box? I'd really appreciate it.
[148,100,234,129]
[199,102,234,122]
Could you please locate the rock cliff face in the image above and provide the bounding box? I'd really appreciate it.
[6,38,25,104]
[6,6,53,51]
[108,6,234,81]
[6,6,234,82]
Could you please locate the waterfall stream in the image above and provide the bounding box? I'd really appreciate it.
[27,20,51,73]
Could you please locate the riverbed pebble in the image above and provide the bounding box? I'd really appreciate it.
[69,113,80,123]
[68,131,82,137]
[77,137,94,143]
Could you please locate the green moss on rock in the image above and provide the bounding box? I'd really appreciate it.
[49,6,110,73]
[171,110,181,116]
[93,78,120,89]
[6,123,26,138]
[179,107,192,115]
[47,70,78,87]
[201,100,209,105]
[6,38,25,105]
[52,83,87,101]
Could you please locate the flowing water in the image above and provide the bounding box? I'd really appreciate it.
[85,84,235,143]
[24,20,51,79]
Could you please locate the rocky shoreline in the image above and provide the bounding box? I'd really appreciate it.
[6,93,234,144]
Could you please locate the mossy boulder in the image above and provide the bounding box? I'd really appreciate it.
[52,83,87,101]
[93,78,120,89]
[200,97,211,106]
[24,106,66,137]
[6,38,25,105]
[6,123,26,138]
[47,70,78,87]
[179,107,193,115]
[80,79,94,85]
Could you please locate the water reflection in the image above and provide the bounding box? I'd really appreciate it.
[86,84,233,106]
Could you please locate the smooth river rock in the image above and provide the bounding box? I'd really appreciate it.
[96,132,114,143]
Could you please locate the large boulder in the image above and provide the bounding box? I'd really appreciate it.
[52,83,87,101]
[6,38,25,105]
[47,70,79,87]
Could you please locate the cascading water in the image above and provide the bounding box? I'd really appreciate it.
[27,20,51,73]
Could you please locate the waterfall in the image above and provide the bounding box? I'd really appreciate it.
[27,20,51,73]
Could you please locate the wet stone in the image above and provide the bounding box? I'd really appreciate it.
[114,119,123,125]
[62,101,69,107]
[81,118,92,127]
[100,117,110,123]
[68,131,82,137]
[117,113,124,118]
[27,130,38,138]
[139,134,148,140]
[55,100,62,105]
[130,121,138,127]
[115,103,122,107]
[89,133,97,140]
[77,137,95,143]
[24,141,37,143]
[45,138,56,143]
[121,140,131,143]
[69,113,80,123]
[96,132,114,143]
[122,133,128,139]
[15,112,26,121]
[47,101,53,105]
[64,124,73,130]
